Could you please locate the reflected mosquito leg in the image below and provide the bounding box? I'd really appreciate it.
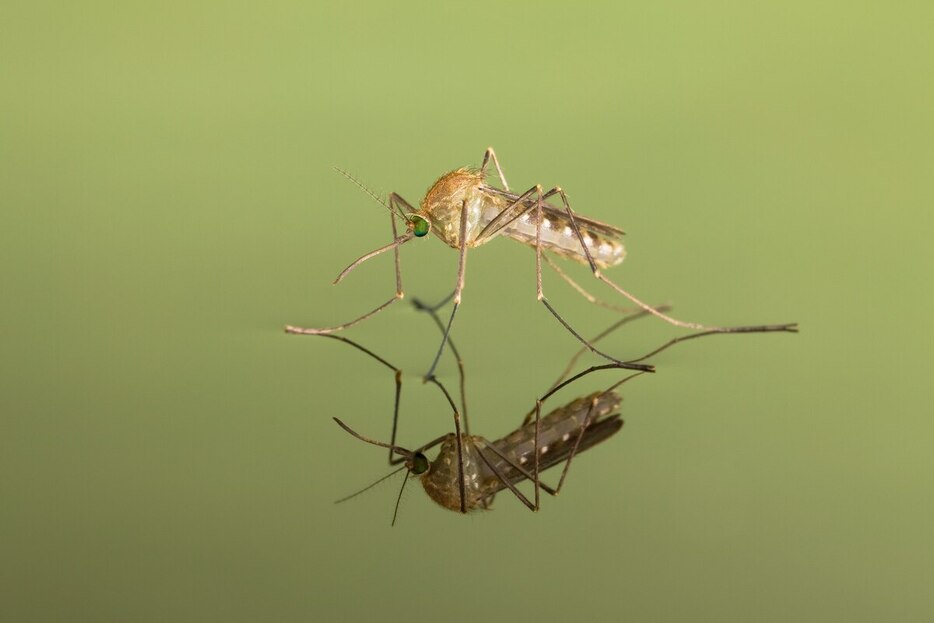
[412,297,469,434]
[544,372,641,496]
[520,306,671,427]
[544,305,672,399]
[412,432,450,455]
[533,397,540,509]
[550,397,599,495]
[412,290,455,313]
[480,442,559,499]
[316,334,405,466]
[530,373,641,497]
[423,302,459,382]
[542,367,647,408]
[475,446,536,512]
[426,375,468,514]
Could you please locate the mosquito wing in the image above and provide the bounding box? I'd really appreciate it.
[479,186,627,268]
[481,186,626,237]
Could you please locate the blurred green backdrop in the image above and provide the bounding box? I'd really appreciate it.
[2,2,932,621]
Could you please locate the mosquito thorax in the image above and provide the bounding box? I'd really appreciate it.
[419,168,489,250]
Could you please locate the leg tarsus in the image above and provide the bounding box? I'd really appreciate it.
[287,207,409,335]
[284,294,401,335]
[540,297,654,373]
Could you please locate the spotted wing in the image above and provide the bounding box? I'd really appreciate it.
[485,391,624,492]
[481,186,626,238]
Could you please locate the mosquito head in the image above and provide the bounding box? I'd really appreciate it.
[407,214,431,238]
[332,417,433,526]
[409,451,430,475]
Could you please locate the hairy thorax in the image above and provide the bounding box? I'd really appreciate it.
[420,169,510,250]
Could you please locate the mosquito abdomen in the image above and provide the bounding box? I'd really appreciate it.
[502,207,627,269]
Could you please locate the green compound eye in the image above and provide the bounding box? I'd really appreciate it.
[411,452,429,475]
[411,216,430,237]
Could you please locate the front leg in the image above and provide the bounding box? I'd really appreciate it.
[422,198,470,381]
[285,201,411,335]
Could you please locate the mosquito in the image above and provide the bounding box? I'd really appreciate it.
[285,147,798,379]
[324,299,787,525]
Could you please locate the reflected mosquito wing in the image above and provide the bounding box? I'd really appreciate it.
[485,391,624,492]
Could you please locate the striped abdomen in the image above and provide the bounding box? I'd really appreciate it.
[499,205,627,269]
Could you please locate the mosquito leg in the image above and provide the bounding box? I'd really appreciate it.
[285,207,411,335]
[479,146,510,191]
[542,252,638,313]
[517,307,671,427]
[519,302,789,427]
[412,289,455,313]
[533,396,540,509]
[314,333,405,466]
[471,184,638,367]
[412,297,469,434]
[412,432,451,455]
[626,324,802,363]
[478,441,559,501]
[545,304,673,391]
[332,416,448,525]
[531,189,655,373]
[285,300,394,335]
[423,199,469,381]
[530,372,644,496]
[550,187,798,334]
[475,446,537,512]
[549,396,599,495]
[474,184,542,242]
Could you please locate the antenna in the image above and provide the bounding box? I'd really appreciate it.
[334,466,407,505]
[333,167,408,221]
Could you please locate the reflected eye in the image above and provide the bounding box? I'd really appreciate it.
[411,452,429,475]
[410,216,430,238]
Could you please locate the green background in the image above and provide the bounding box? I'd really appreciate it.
[3,2,932,621]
